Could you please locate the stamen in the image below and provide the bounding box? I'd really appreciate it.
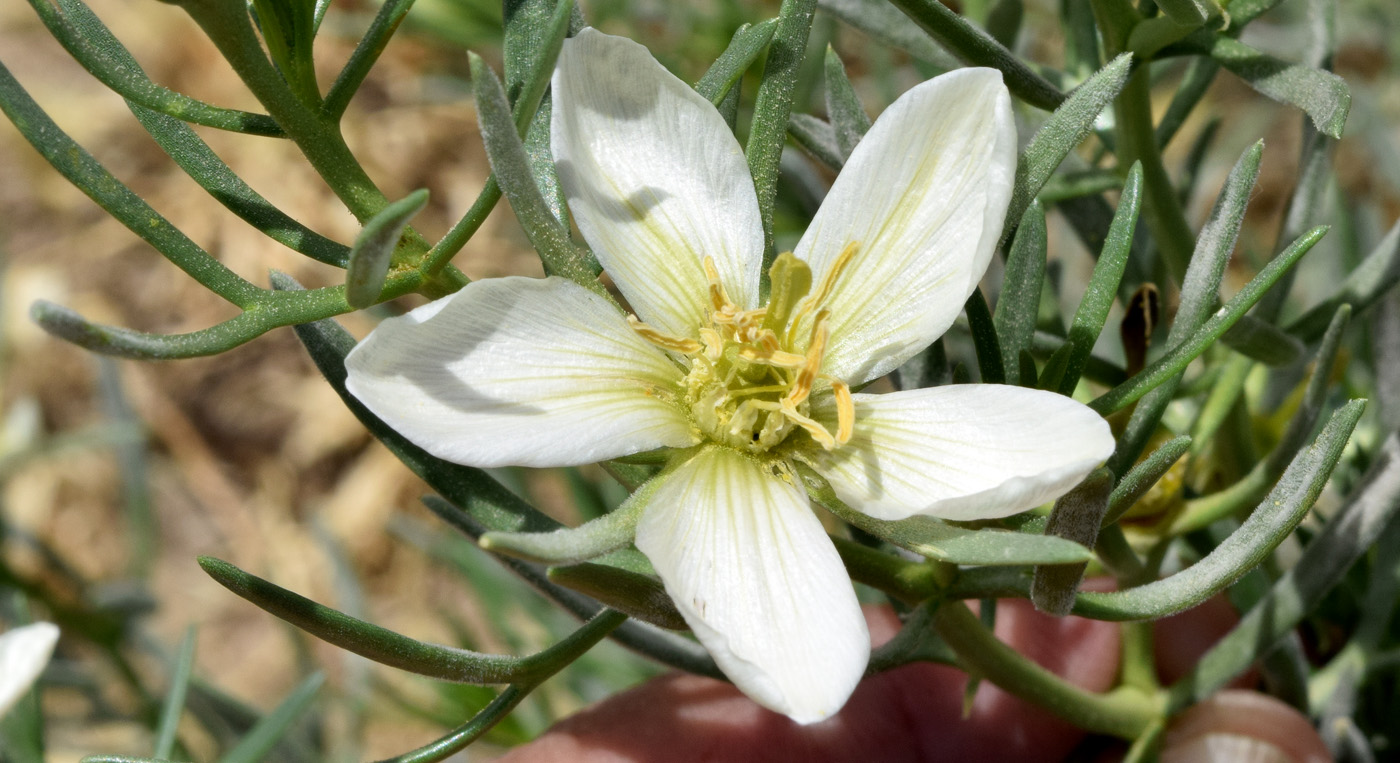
[789,241,859,341]
[780,401,836,450]
[827,377,855,445]
[628,315,703,354]
[784,309,830,407]
[737,346,806,368]
[703,256,731,312]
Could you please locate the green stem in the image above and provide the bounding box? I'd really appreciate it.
[831,536,940,604]
[1094,0,1195,285]
[930,600,1162,738]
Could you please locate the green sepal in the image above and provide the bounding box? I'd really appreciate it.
[548,564,688,631]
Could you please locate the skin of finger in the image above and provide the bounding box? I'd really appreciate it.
[496,600,1121,763]
[1162,690,1333,763]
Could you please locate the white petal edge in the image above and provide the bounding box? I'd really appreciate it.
[345,276,695,468]
[0,622,59,718]
[552,28,765,338]
[635,447,869,724]
[808,385,1114,521]
[794,68,1017,386]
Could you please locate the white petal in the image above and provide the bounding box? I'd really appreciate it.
[552,29,764,337]
[795,68,1017,386]
[635,447,869,724]
[808,385,1114,521]
[345,277,695,468]
[0,622,59,718]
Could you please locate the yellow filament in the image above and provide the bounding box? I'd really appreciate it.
[827,377,854,445]
[780,401,836,450]
[628,315,703,354]
[789,241,859,342]
[703,256,732,312]
[785,309,830,408]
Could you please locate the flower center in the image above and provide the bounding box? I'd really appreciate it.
[630,247,858,454]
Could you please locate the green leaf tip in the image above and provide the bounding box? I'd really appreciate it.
[346,188,430,308]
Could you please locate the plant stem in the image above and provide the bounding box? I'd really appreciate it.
[930,599,1162,738]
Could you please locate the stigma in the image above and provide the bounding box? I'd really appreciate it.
[630,247,858,453]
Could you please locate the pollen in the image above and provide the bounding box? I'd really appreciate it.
[629,249,858,454]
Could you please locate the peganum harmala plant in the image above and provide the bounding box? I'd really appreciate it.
[3,0,1400,759]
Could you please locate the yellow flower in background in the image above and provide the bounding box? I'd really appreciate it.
[346,29,1113,723]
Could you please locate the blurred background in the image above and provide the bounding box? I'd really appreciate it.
[1,0,1399,758]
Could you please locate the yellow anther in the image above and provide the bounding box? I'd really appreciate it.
[827,378,854,445]
[703,256,732,312]
[785,309,830,407]
[790,242,859,341]
[737,345,806,368]
[781,400,836,450]
[628,315,703,354]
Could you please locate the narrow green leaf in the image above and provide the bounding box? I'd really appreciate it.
[788,113,844,170]
[480,479,655,564]
[803,468,1093,565]
[1187,354,1253,461]
[1256,125,1333,324]
[1172,306,1352,534]
[215,672,324,763]
[984,0,1023,49]
[1167,32,1350,139]
[1037,169,1122,203]
[20,0,283,136]
[153,627,197,759]
[696,19,778,106]
[823,46,871,161]
[1227,0,1288,27]
[887,0,1065,111]
[1091,226,1327,417]
[1287,218,1400,342]
[749,0,819,260]
[322,0,416,120]
[1167,426,1400,711]
[1003,54,1133,243]
[470,54,604,297]
[1154,0,1215,28]
[1073,400,1364,621]
[1099,141,1265,476]
[817,0,956,66]
[1032,468,1113,615]
[375,685,530,763]
[250,0,319,105]
[1218,315,1303,366]
[965,289,1005,384]
[46,0,347,266]
[346,189,429,308]
[1102,435,1191,526]
[1059,163,1141,395]
[501,0,573,135]
[200,556,624,685]
[548,564,687,630]
[0,60,263,307]
[994,202,1046,386]
[1155,58,1219,149]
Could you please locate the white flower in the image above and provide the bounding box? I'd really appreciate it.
[345,29,1114,724]
[0,622,59,718]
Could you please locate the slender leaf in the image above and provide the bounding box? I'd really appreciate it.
[1032,468,1113,615]
[1003,54,1133,243]
[547,564,687,630]
[470,54,603,295]
[749,0,819,260]
[696,20,778,105]
[984,0,1023,49]
[374,685,530,763]
[1091,226,1327,417]
[0,60,262,307]
[153,627,198,759]
[965,289,1005,384]
[994,202,1046,386]
[346,189,430,308]
[788,113,844,170]
[1219,316,1303,366]
[1167,428,1400,710]
[1073,400,1364,621]
[817,0,955,66]
[1156,58,1219,149]
[887,0,1064,111]
[1059,163,1141,395]
[215,673,324,763]
[323,0,417,119]
[1102,435,1191,526]
[1287,218,1400,342]
[823,45,870,161]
